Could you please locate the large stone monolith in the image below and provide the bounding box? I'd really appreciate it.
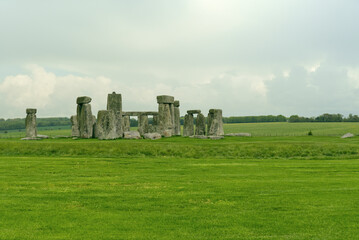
[183,113,194,137]
[207,109,224,136]
[96,110,117,140]
[70,115,80,137]
[157,95,175,136]
[195,113,206,136]
[25,108,37,138]
[138,114,149,136]
[122,116,131,132]
[106,92,123,138]
[76,96,94,138]
[174,100,181,136]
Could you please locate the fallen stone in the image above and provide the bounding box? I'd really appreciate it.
[21,137,41,140]
[189,135,208,139]
[144,133,162,140]
[52,135,71,139]
[225,133,252,137]
[124,131,141,139]
[76,96,92,105]
[341,133,355,139]
[37,134,49,139]
[208,136,224,140]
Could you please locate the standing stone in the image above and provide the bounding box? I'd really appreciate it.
[107,92,122,112]
[96,110,117,140]
[122,116,131,132]
[174,100,181,136]
[183,113,194,137]
[195,113,206,136]
[207,109,224,136]
[76,96,94,139]
[107,92,123,138]
[70,115,80,137]
[25,108,37,138]
[138,114,149,136]
[157,95,175,136]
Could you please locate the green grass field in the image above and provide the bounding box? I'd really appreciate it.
[1,123,359,239]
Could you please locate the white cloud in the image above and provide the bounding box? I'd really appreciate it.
[0,65,113,118]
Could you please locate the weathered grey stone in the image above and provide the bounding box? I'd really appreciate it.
[123,111,158,116]
[122,116,131,132]
[195,113,206,136]
[143,132,162,140]
[187,110,201,114]
[138,114,149,136]
[37,134,49,139]
[124,131,141,139]
[341,133,355,139]
[107,92,122,112]
[225,133,251,137]
[163,129,172,138]
[77,103,94,138]
[157,95,174,104]
[208,136,224,140]
[158,102,173,135]
[96,110,118,140]
[26,108,37,114]
[190,135,208,139]
[174,100,180,107]
[70,115,80,137]
[52,135,71,139]
[25,108,37,138]
[207,109,224,136]
[21,137,41,140]
[183,114,194,136]
[174,101,181,136]
[76,96,92,105]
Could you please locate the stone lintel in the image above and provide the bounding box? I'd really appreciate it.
[122,111,159,116]
[187,110,201,114]
[26,108,37,114]
[209,109,222,114]
[157,95,174,104]
[77,96,92,105]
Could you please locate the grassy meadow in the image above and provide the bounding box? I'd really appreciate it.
[1,122,359,239]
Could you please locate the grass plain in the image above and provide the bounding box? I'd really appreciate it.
[1,123,359,239]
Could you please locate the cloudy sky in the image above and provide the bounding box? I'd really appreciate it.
[1,0,359,118]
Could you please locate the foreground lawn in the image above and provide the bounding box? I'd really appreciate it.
[1,136,359,239]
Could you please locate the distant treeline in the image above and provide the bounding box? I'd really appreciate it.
[223,115,287,123]
[0,117,71,131]
[288,113,359,123]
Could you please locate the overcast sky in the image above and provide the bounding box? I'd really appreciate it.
[1,0,359,118]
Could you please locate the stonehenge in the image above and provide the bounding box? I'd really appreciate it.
[25,108,37,138]
[69,92,224,140]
